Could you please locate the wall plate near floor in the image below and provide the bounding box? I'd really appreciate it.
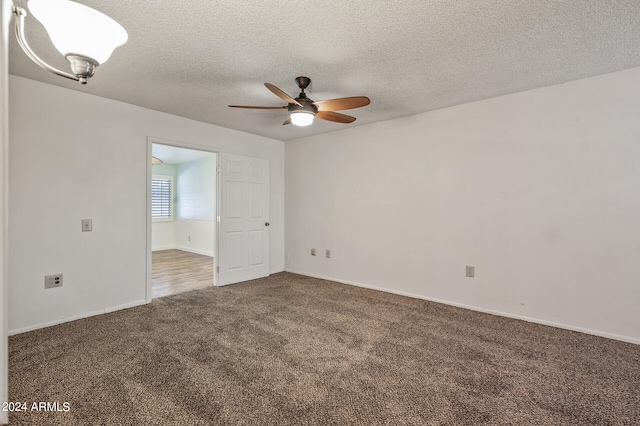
[45,273,63,289]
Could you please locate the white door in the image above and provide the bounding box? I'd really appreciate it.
[218,153,270,286]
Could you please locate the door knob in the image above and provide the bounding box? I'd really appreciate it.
[265,222,270,227]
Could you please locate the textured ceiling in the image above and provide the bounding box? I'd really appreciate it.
[8,0,640,142]
[152,142,215,165]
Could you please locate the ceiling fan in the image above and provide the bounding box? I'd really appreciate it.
[229,76,370,127]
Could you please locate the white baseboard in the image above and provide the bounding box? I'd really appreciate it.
[104,300,148,313]
[175,245,214,257]
[215,269,286,287]
[152,244,175,252]
[284,269,640,346]
[9,299,149,336]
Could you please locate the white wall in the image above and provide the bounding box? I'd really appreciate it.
[286,67,640,344]
[9,75,285,334]
[151,163,177,251]
[175,156,216,256]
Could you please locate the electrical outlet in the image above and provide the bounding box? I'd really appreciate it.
[326,249,331,258]
[81,219,92,232]
[45,273,63,289]
[311,248,316,256]
[466,265,475,278]
[188,236,191,242]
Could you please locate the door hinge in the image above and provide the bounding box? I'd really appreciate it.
[216,266,220,273]
[216,165,220,173]
[216,216,220,223]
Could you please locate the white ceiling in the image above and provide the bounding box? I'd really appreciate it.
[8,1,640,142]
[152,143,215,166]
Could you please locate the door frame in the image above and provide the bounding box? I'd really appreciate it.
[0,2,9,422]
[145,136,220,303]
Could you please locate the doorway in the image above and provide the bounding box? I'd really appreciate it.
[148,139,218,299]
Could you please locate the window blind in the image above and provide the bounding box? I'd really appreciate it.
[151,177,172,219]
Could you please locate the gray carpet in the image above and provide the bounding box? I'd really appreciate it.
[9,272,640,425]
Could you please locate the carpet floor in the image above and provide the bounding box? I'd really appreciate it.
[9,272,640,425]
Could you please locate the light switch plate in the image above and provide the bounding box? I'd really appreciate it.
[466,265,475,278]
[82,219,92,232]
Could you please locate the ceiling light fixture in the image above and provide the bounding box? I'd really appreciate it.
[151,156,163,165]
[287,86,318,126]
[11,0,128,84]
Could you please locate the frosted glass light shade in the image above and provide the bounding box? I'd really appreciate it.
[290,112,314,126]
[28,0,128,64]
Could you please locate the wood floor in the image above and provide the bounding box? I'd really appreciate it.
[152,249,214,298]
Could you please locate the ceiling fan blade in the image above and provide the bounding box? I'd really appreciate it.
[316,111,356,123]
[265,83,302,107]
[228,105,287,109]
[282,117,292,125]
[314,96,370,111]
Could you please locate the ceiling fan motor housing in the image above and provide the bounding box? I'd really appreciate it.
[288,96,317,115]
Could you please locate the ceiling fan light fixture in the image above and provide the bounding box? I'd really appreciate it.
[229,77,369,127]
[290,111,315,126]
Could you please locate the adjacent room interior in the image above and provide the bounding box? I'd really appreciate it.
[150,143,217,298]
